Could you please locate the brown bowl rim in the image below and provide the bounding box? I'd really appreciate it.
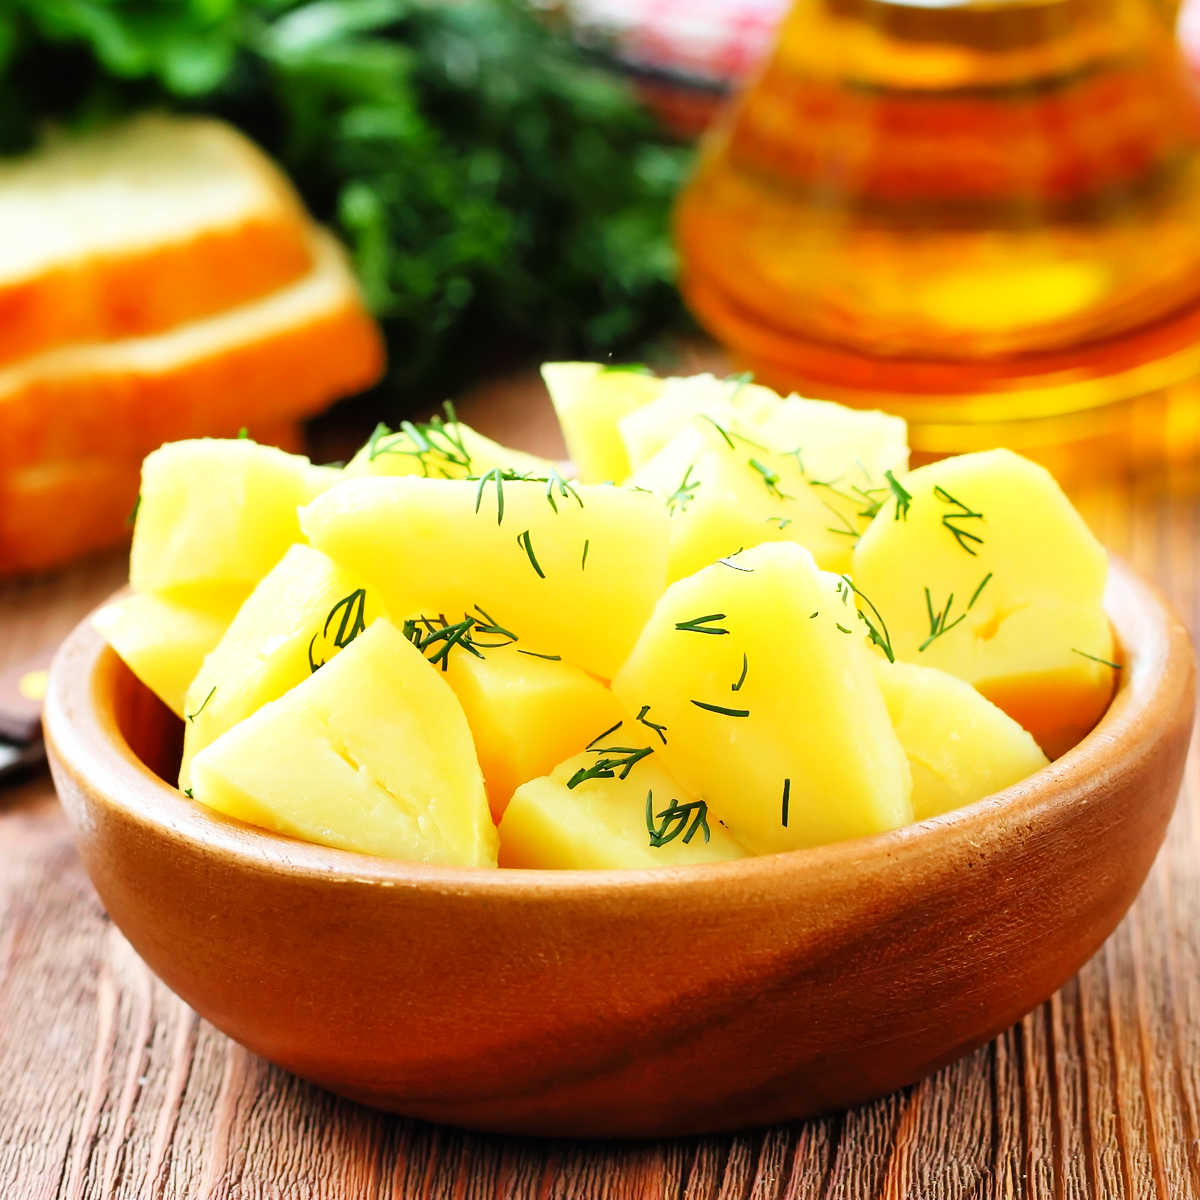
[43,556,1190,899]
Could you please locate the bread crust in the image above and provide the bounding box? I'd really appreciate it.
[0,116,320,366]
[0,233,385,470]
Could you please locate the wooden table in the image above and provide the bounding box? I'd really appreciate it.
[2,375,1199,1199]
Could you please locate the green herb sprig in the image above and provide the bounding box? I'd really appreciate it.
[1072,648,1121,669]
[918,572,992,652]
[934,486,985,555]
[309,589,369,673]
[645,791,711,847]
[636,705,668,744]
[675,613,730,636]
[666,465,700,516]
[691,700,750,717]
[567,742,654,788]
[517,529,545,578]
[187,687,216,723]
[836,577,895,662]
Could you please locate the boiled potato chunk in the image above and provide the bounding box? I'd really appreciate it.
[612,542,913,854]
[92,590,242,717]
[438,642,626,819]
[190,620,497,866]
[541,362,664,483]
[302,476,669,678]
[630,420,862,578]
[179,543,383,789]
[617,372,783,471]
[499,750,746,869]
[755,397,907,487]
[130,438,331,597]
[852,449,1116,758]
[345,410,554,480]
[876,660,1049,820]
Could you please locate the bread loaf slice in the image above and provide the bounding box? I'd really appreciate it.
[0,115,316,365]
[0,229,383,471]
[0,423,306,576]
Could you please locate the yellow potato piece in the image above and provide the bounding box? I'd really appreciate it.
[851,448,1116,758]
[617,375,906,487]
[435,640,626,820]
[179,543,383,789]
[613,542,913,854]
[617,372,783,471]
[875,659,1049,820]
[541,361,664,483]
[630,420,861,578]
[301,476,669,679]
[190,620,497,866]
[755,397,908,486]
[130,438,332,597]
[499,750,746,869]
[92,589,242,717]
[628,388,909,580]
[345,412,554,480]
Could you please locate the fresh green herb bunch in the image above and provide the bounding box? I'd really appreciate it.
[0,0,691,395]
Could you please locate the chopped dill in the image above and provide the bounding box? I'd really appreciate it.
[781,778,791,828]
[567,743,654,788]
[636,704,668,744]
[367,402,472,477]
[766,515,793,531]
[725,370,755,405]
[183,788,194,799]
[309,588,369,672]
[918,571,993,652]
[468,605,518,648]
[821,501,860,540]
[732,653,749,692]
[581,538,590,571]
[603,362,653,375]
[126,494,141,526]
[699,414,736,450]
[666,464,700,515]
[404,616,483,669]
[934,485,985,555]
[474,467,506,524]
[541,467,583,514]
[968,572,993,609]
[691,699,750,717]
[748,457,791,500]
[718,553,753,572]
[836,576,895,662]
[1072,648,1121,669]
[586,720,624,749]
[517,529,545,578]
[645,791,711,847]
[675,612,730,636]
[885,471,913,521]
[402,607,517,669]
[187,686,216,723]
[517,649,562,661]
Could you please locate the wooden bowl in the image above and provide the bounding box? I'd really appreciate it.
[44,559,1194,1138]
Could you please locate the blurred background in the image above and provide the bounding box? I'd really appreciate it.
[4,0,1200,576]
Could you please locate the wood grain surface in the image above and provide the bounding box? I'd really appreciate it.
[2,375,1200,1198]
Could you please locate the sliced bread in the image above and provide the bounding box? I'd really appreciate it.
[0,229,383,471]
[0,115,316,365]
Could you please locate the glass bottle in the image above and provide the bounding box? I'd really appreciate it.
[675,0,1200,455]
